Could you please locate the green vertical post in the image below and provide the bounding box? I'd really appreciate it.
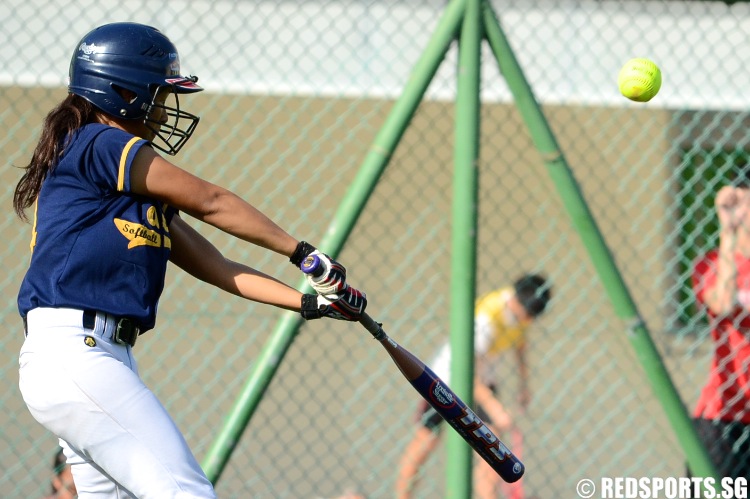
[480,0,719,486]
[201,0,468,485]
[448,0,481,497]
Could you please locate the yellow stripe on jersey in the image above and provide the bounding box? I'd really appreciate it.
[475,287,527,355]
[159,205,171,247]
[29,198,39,254]
[161,204,170,234]
[117,137,141,192]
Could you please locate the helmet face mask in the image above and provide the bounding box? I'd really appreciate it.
[143,81,201,155]
[68,22,203,155]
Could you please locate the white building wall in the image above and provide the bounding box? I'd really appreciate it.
[1,0,749,109]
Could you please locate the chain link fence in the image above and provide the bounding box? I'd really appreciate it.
[2,0,749,497]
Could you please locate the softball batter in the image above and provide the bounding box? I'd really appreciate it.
[14,22,365,498]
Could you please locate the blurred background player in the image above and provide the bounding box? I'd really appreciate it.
[395,274,551,499]
[43,447,76,499]
[690,170,750,479]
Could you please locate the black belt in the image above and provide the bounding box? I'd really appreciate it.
[23,310,141,347]
[105,311,141,347]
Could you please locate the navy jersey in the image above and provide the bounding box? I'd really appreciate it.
[17,123,177,331]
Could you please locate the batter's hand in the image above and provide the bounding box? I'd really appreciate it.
[289,241,348,295]
[300,285,367,321]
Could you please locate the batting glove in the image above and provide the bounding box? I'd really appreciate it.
[300,285,367,321]
[305,250,347,295]
[289,241,348,295]
[289,241,317,267]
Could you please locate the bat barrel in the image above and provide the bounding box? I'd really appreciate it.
[375,327,525,483]
[411,362,525,482]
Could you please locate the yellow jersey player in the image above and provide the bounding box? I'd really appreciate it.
[396,274,551,499]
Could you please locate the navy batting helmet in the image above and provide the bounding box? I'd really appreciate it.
[68,22,203,154]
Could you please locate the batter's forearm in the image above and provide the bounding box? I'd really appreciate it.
[169,215,302,311]
[190,189,299,258]
[197,256,302,310]
[229,267,302,310]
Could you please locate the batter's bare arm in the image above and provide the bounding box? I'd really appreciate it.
[169,215,302,311]
[130,147,298,258]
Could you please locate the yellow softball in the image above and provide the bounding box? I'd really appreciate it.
[617,58,662,102]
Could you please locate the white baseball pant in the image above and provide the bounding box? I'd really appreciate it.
[19,307,216,499]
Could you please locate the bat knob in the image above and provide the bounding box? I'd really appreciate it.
[300,254,323,276]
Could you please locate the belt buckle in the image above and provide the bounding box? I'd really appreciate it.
[114,318,140,347]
